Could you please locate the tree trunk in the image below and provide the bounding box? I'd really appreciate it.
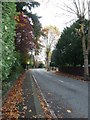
[83,51,89,80]
[81,23,90,80]
[46,51,50,71]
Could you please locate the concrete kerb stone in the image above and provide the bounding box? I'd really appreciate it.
[30,73,45,118]
[17,71,45,119]
[31,73,58,119]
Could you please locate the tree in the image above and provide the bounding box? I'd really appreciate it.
[62,0,90,80]
[74,0,90,80]
[28,13,43,67]
[16,2,40,13]
[51,20,87,67]
[42,25,60,70]
[15,2,43,67]
[29,13,42,55]
[15,12,35,54]
[16,2,42,54]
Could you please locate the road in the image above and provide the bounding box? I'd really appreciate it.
[31,69,88,118]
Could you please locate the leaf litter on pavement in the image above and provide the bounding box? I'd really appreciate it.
[1,72,53,119]
[1,73,25,119]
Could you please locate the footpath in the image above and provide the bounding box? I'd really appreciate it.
[18,70,45,119]
[2,70,53,119]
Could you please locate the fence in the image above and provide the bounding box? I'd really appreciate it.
[59,66,90,76]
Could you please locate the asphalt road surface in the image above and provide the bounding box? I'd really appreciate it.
[31,69,88,118]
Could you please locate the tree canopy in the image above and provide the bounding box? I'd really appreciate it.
[42,25,60,70]
[51,20,90,67]
[15,12,34,53]
[16,2,42,55]
[14,1,43,67]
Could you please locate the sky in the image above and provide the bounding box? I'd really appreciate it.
[32,0,89,32]
[31,0,89,62]
[32,0,74,32]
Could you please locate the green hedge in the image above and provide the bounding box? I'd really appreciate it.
[2,2,17,81]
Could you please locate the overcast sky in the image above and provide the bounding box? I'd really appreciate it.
[32,0,89,32]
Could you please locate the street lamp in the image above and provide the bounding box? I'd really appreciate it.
[27,61,30,65]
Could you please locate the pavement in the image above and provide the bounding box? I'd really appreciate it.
[18,70,45,119]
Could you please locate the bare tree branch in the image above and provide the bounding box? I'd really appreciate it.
[73,0,80,17]
[78,0,81,15]
[61,8,77,15]
[82,1,86,17]
[64,18,77,26]
[84,10,88,16]
[63,3,77,15]
[51,3,76,15]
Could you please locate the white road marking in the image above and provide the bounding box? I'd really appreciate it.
[59,80,75,87]
[32,74,57,119]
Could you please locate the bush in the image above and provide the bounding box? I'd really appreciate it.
[38,63,45,68]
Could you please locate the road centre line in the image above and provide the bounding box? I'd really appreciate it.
[58,80,75,87]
